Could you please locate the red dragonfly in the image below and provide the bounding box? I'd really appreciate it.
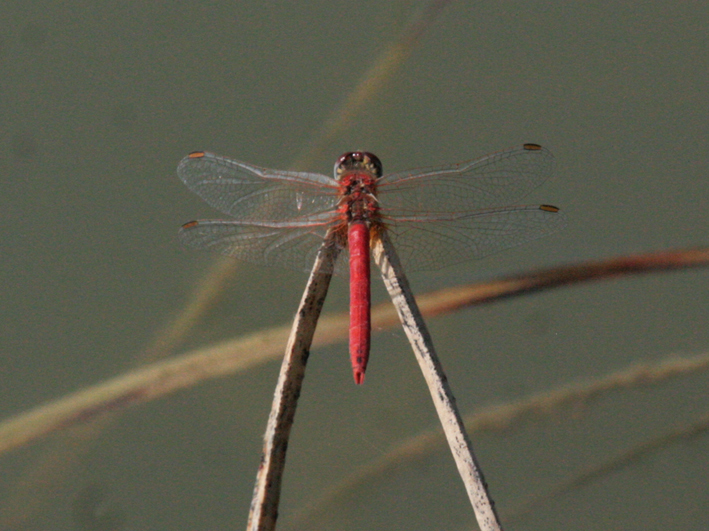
[178,143,564,384]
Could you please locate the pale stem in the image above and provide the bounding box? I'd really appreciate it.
[246,232,340,531]
[373,230,503,531]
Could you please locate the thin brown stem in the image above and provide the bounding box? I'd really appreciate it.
[417,247,709,318]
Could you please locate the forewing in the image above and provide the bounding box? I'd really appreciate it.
[177,152,340,222]
[378,144,555,215]
[179,216,348,274]
[385,205,566,272]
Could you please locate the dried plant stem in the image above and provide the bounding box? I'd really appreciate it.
[246,234,340,531]
[373,231,503,531]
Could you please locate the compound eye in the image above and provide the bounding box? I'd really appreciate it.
[334,151,383,179]
[363,152,383,178]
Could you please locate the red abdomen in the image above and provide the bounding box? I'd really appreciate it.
[348,221,371,385]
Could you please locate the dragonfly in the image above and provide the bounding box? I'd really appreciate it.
[178,143,564,384]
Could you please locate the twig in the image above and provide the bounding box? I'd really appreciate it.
[246,232,340,531]
[373,230,503,531]
[418,246,709,315]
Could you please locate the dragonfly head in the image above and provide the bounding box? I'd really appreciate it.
[334,151,383,180]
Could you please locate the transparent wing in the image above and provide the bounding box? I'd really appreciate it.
[178,216,349,274]
[177,146,563,275]
[385,205,566,272]
[177,152,340,222]
[378,144,555,215]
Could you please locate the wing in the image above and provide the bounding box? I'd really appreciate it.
[385,205,566,272]
[377,144,555,216]
[178,215,348,274]
[177,152,340,222]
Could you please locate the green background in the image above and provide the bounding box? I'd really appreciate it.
[2,1,708,529]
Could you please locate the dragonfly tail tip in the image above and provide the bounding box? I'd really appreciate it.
[353,370,365,385]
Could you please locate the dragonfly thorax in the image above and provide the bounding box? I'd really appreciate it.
[337,172,380,224]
